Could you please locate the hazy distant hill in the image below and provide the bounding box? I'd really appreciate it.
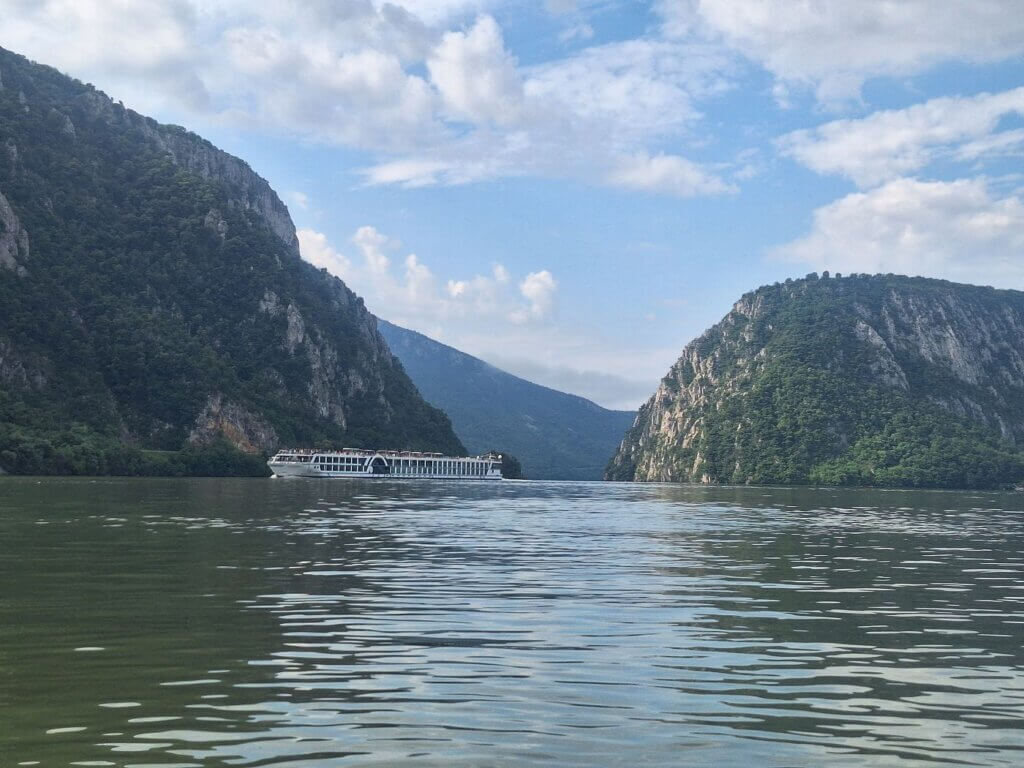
[379,320,635,480]
[0,47,462,475]
[607,274,1024,489]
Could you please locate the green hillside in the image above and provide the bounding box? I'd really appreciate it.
[607,274,1024,490]
[379,320,635,480]
[0,47,462,475]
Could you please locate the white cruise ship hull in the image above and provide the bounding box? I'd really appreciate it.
[268,449,503,480]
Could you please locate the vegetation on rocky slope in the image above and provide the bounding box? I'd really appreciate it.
[379,320,634,480]
[607,274,1024,489]
[0,47,463,475]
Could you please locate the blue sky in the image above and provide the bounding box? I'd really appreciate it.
[4,0,1024,409]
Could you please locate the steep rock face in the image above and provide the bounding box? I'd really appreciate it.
[607,275,1024,488]
[0,46,464,465]
[189,394,278,455]
[0,189,28,274]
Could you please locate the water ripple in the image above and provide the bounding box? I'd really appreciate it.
[1,479,1023,765]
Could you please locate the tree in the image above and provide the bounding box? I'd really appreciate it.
[489,450,524,479]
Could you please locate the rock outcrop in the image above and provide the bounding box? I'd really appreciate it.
[607,274,1024,488]
[189,394,278,455]
[0,189,29,275]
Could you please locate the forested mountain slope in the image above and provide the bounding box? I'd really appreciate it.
[0,47,462,474]
[607,274,1024,489]
[379,320,635,480]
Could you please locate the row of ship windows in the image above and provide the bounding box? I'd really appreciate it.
[395,462,488,475]
[315,460,490,474]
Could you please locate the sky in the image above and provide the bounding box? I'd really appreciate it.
[3,0,1023,410]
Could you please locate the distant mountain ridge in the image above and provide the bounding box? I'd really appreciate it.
[607,274,1024,489]
[0,47,462,474]
[379,320,635,480]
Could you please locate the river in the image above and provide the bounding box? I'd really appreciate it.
[1,478,1023,766]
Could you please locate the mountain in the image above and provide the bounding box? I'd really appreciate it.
[607,274,1024,490]
[378,320,635,480]
[0,47,463,475]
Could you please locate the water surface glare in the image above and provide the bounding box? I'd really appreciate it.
[2,478,1024,766]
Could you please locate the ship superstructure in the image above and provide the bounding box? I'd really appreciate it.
[268,448,503,480]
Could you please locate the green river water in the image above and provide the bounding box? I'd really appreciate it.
[1,478,1022,766]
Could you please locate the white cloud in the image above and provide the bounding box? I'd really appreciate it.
[780,87,1024,188]
[1,0,210,111]
[383,0,495,25]
[511,270,558,324]
[544,0,577,14]
[558,23,593,44]
[361,37,736,191]
[351,225,395,276]
[607,152,736,197]
[660,0,1024,105]
[360,158,454,188]
[299,225,556,330]
[297,227,351,277]
[223,30,441,151]
[0,1,734,198]
[771,178,1024,286]
[427,15,523,125]
[525,39,733,146]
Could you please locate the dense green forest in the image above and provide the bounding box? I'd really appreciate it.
[490,450,524,480]
[0,47,463,475]
[608,274,1024,490]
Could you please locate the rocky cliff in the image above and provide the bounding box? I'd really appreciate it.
[606,274,1024,489]
[0,47,463,474]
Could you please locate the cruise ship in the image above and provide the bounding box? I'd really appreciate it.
[268,448,503,480]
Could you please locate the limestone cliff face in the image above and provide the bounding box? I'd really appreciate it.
[189,394,278,455]
[606,275,1024,486]
[0,189,28,275]
[0,46,464,461]
[255,284,407,437]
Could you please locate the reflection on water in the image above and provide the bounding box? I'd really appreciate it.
[1,479,1023,766]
